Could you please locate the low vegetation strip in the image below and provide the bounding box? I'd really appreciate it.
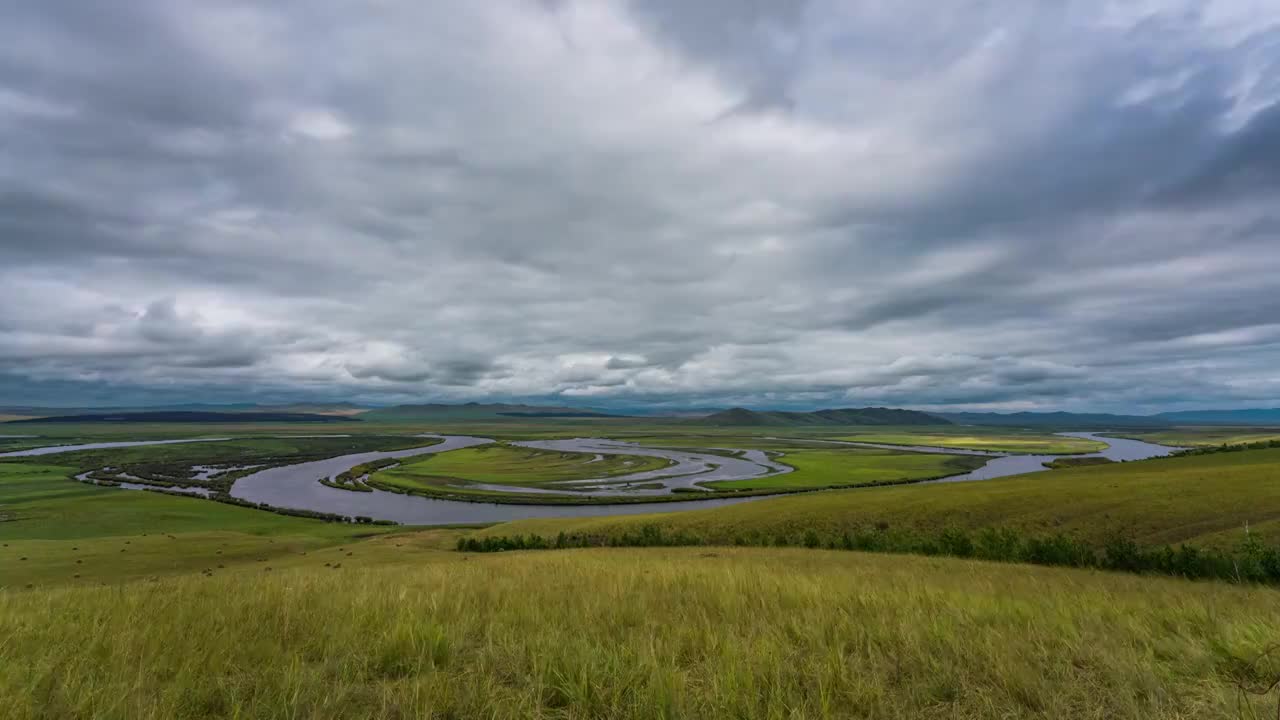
[320,458,401,492]
[461,524,1280,585]
[3,548,1277,719]
[1042,456,1114,469]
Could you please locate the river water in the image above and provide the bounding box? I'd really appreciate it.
[13,431,1179,526]
[229,435,765,524]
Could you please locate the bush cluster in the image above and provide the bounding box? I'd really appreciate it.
[1171,439,1280,457]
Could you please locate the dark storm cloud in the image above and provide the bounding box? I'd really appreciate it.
[1,1,1279,412]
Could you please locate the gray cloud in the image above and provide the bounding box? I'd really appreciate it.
[1,1,1279,412]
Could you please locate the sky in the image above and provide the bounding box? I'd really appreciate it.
[2,1,1279,413]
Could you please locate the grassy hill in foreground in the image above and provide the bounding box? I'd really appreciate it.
[3,547,1278,719]
[698,406,949,426]
[480,447,1280,549]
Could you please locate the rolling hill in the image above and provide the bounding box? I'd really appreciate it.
[3,411,356,424]
[937,411,1172,428]
[1154,408,1280,425]
[696,406,950,426]
[360,402,619,421]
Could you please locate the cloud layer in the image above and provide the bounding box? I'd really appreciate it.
[2,1,1279,411]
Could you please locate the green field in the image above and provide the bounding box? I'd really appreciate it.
[482,447,1280,549]
[0,462,412,587]
[367,443,682,502]
[705,447,984,490]
[388,443,671,485]
[3,547,1278,719]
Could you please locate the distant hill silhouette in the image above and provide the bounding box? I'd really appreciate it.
[5,411,356,424]
[696,407,950,426]
[361,403,619,421]
[1153,408,1280,425]
[937,411,1171,428]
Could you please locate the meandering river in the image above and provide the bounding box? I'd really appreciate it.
[10,430,1180,525]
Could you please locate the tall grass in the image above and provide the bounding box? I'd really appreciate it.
[2,548,1279,719]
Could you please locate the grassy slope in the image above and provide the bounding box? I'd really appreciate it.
[483,448,1280,548]
[3,547,1278,719]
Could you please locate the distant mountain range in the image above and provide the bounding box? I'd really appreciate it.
[939,409,1280,427]
[359,403,618,421]
[5,411,355,424]
[696,407,950,427]
[0,403,367,420]
[3,401,1278,426]
[1153,409,1280,424]
[936,411,1171,428]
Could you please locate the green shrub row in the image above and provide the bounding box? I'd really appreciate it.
[1172,439,1280,457]
[458,524,1280,585]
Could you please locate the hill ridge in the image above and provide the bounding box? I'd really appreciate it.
[696,406,949,426]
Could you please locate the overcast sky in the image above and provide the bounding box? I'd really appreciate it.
[2,1,1279,412]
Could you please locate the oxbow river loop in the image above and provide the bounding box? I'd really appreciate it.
[13,431,1180,525]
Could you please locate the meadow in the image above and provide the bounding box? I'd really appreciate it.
[3,547,1279,719]
[703,446,984,490]
[385,442,671,486]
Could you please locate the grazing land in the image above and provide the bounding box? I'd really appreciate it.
[2,547,1278,719]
